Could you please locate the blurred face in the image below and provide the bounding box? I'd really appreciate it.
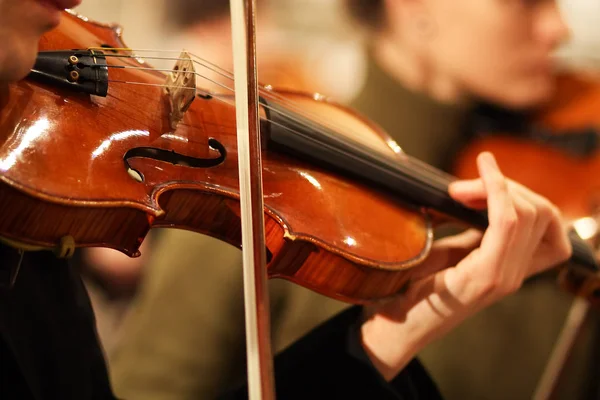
[388,0,569,108]
[0,0,81,84]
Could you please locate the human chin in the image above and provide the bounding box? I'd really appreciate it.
[521,76,556,107]
[500,81,555,110]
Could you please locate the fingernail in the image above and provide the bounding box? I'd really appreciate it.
[479,152,498,169]
[448,179,476,194]
[448,181,464,190]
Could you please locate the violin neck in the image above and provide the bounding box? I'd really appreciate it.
[261,98,599,273]
[261,97,489,229]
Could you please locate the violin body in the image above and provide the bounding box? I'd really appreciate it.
[0,11,432,303]
[536,70,600,131]
[452,132,600,229]
[454,69,600,225]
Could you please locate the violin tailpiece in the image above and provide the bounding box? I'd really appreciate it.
[27,50,109,96]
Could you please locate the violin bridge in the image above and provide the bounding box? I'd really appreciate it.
[165,51,196,129]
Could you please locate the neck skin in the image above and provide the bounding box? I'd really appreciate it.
[372,30,472,107]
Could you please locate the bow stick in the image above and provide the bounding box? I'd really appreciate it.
[230,0,276,399]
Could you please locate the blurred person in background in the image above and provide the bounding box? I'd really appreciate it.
[0,1,583,399]
[343,0,599,399]
[73,0,600,399]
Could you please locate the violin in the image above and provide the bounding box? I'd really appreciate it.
[0,10,596,305]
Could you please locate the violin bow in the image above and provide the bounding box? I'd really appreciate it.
[532,297,591,400]
[229,0,276,399]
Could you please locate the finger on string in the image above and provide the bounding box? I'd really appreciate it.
[505,181,561,246]
[448,155,512,211]
[504,182,571,271]
[479,153,511,218]
[501,190,537,282]
[530,219,572,276]
[448,178,489,209]
[476,152,517,259]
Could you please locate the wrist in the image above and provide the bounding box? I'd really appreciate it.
[360,312,424,381]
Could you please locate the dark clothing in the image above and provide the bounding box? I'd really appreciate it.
[0,242,442,399]
[222,306,442,400]
[0,243,116,400]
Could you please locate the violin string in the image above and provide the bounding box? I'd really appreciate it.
[107,76,453,197]
[90,47,252,82]
[97,49,412,154]
[103,52,309,123]
[104,64,236,93]
[98,55,334,125]
[94,50,599,262]
[93,49,445,180]
[106,73,340,148]
[113,53,458,186]
[112,87,452,195]
[89,47,246,78]
[99,52,356,138]
[92,48,281,110]
[102,61,374,157]
[108,79,200,90]
[95,48,406,152]
[105,79,336,151]
[106,79,331,165]
[108,76,441,197]
[93,48,456,190]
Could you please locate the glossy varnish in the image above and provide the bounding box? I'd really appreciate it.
[0,11,431,303]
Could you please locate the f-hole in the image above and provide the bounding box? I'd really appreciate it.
[123,138,227,182]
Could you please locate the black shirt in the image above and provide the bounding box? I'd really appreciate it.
[0,240,443,399]
[0,243,116,399]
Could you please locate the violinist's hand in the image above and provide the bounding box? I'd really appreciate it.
[360,152,572,381]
